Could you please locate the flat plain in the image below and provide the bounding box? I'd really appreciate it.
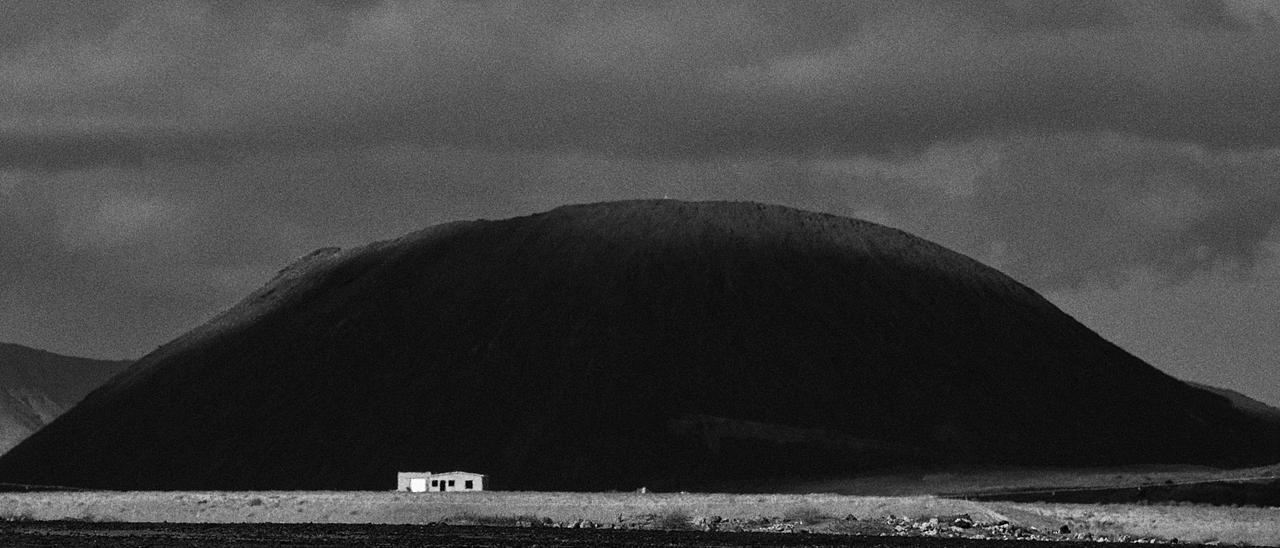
[2,488,1277,545]
[0,521,1156,547]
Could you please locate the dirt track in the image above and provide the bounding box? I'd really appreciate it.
[0,522,1141,547]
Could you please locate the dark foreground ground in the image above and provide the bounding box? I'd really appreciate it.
[0,522,1156,547]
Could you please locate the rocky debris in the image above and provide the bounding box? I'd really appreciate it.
[694,515,723,531]
[842,515,1176,543]
[552,512,1178,543]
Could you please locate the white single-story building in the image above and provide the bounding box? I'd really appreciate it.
[397,471,488,492]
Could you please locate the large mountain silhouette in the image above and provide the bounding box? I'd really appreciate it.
[1,200,1276,490]
[0,344,129,456]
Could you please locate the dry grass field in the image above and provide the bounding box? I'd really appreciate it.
[987,501,1280,546]
[0,491,1003,525]
[1,490,1277,545]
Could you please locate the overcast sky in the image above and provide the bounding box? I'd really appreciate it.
[3,0,1279,406]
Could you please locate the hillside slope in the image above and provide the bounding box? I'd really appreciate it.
[0,344,130,455]
[1188,382,1280,424]
[1,200,1277,490]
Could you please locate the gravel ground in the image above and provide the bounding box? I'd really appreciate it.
[0,522,1147,547]
[2,491,1265,544]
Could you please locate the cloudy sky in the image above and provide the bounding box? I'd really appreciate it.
[3,0,1279,406]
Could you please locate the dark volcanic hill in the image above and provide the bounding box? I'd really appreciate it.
[0,343,130,455]
[1,200,1277,490]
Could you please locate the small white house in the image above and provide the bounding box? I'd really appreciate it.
[397,471,488,492]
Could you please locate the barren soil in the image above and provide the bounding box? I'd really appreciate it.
[0,522,1142,547]
[0,491,1007,525]
[1,491,1276,545]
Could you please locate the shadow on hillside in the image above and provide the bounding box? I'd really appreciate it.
[960,478,1280,507]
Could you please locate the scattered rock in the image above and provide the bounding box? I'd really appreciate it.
[624,510,1175,544]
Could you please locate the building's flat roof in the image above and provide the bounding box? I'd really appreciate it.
[396,471,486,477]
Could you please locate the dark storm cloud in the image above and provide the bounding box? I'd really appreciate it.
[942,134,1280,287]
[5,0,1280,170]
[0,163,303,358]
[6,0,1280,366]
[946,0,1246,31]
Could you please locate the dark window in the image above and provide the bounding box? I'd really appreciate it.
[431,480,438,487]
[448,480,455,486]
[465,480,473,489]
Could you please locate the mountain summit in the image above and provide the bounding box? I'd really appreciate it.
[2,200,1276,490]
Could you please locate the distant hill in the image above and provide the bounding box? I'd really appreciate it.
[2,200,1278,491]
[1187,382,1280,424]
[0,344,130,455]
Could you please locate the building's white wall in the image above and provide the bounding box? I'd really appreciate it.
[396,471,431,491]
[397,471,487,492]
[430,472,486,492]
